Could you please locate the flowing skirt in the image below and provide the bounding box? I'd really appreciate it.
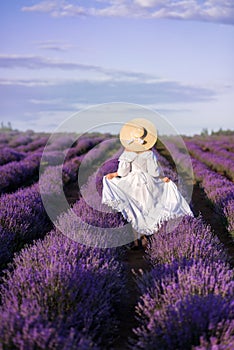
[102,171,193,238]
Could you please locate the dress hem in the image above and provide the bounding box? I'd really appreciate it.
[102,198,193,238]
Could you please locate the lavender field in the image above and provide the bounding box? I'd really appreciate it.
[0,129,233,350]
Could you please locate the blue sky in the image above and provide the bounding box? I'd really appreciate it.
[0,0,233,135]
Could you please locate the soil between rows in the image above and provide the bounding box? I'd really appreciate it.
[111,247,150,350]
[191,183,234,266]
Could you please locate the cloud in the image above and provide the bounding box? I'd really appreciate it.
[134,0,165,8]
[21,0,87,16]
[35,40,74,52]
[21,0,234,25]
[0,54,107,72]
[0,79,57,87]
[1,75,230,135]
[0,52,216,106]
[0,54,166,83]
[0,77,216,121]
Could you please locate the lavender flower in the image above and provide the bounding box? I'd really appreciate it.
[16,136,49,152]
[0,147,26,165]
[0,153,42,193]
[145,215,228,265]
[135,258,233,310]
[0,229,126,349]
[132,294,233,350]
[8,134,32,148]
[186,140,234,181]
[0,183,51,268]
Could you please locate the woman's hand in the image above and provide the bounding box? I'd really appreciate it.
[162,176,170,183]
[105,172,118,180]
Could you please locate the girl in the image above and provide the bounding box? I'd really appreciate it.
[102,118,193,249]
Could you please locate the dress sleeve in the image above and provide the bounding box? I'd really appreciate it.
[146,151,161,177]
[117,160,131,177]
[117,150,136,177]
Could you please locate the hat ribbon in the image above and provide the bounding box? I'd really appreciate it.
[126,137,145,145]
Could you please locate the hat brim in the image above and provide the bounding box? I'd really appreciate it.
[120,118,157,152]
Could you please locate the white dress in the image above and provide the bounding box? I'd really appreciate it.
[102,150,193,237]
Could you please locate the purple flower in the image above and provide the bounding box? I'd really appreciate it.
[145,215,228,265]
[132,294,233,350]
[0,147,26,165]
[0,229,127,349]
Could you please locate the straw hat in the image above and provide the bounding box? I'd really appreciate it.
[120,118,157,152]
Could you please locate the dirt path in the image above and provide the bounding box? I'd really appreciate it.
[111,247,150,350]
[192,183,234,266]
[63,180,81,205]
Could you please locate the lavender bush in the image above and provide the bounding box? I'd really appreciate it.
[39,150,65,166]
[0,137,124,268]
[0,148,94,269]
[8,134,32,148]
[130,148,233,350]
[64,136,105,160]
[95,150,121,196]
[186,140,234,181]
[224,200,234,237]
[0,134,10,147]
[191,157,234,234]
[0,225,15,268]
[0,152,42,193]
[132,244,233,349]
[62,155,84,182]
[45,134,76,151]
[161,139,234,235]
[0,183,51,269]
[135,258,233,309]
[16,136,49,152]
[0,147,26,165]
[0,227,127,349]
[57,163,133,248]
[79,138,118,168]
[145,214,227,266]
[192,319,234,350]
[191,137,234,161]
[132,293,233,350]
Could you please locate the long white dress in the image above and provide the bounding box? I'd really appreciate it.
[102,150,193,237]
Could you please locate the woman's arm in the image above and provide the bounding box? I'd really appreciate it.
[105,172,119,180]
[162,176,170,182]
[105,150,134,179]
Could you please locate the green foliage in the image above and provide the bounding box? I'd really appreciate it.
[201,128,209,136]
[211,128,234,136]
[0,121,13,131]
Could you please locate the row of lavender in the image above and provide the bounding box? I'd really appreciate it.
[0,228,127,349]
[0,143,129,349]
[132,216,233,349]
[192,158,234,236]
[0,138,118,271]
[0,135,107,194]
[163,140,234,236]
[0,132,49,151]
[185,140,234,182]
[186,135,234,161]
[130,148,234,349]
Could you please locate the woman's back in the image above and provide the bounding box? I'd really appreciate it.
[118,150,161,177]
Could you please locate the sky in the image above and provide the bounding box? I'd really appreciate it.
[0,0,233,136]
